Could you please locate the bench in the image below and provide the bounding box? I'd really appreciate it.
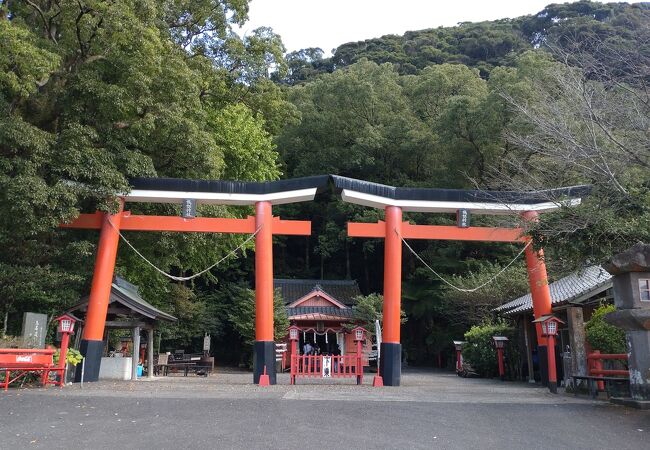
[0,349,64,391]
[166,361,213,377]
[572,375,630,399]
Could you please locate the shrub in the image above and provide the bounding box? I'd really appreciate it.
[463,319,520,379]
[585,304,626,354]
[53,348,83,366]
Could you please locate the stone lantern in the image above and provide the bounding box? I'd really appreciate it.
[603,243,650,407]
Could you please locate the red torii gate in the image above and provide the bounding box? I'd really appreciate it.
[62,176,329,385]
[62,174,587,389]
[334,175,589,389]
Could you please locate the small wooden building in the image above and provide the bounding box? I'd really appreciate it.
[495,265,613,383]
[274,279,372,364]
[68,276,177,380]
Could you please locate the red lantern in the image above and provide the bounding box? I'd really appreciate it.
[55,314,76,335]
[492,336,508,380]
[288,325,300,341]
[453,340,466,373]
[532,315,564,337]
[53,314,77,375]
[492,336,508,349]
[532,314,565,393]
[352,326,366,342]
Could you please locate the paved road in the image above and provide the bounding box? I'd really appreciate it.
[1,369,648,449]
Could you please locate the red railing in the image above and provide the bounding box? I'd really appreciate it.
[587,351,629,377]
[587,350,629,391]
[290,354,362,385]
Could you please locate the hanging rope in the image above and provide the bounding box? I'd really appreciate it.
[398,229,530,293]
[107,216,261,282]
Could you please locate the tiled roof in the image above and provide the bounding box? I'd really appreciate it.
[69,276,177,322]
[286,307,356,319]
[494,265,612,315]
[274,279,362,306]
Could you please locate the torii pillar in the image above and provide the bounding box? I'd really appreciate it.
[75,200,125,382]
[522,211,553,386]
[254,201,276,384]
[381,206,403,385]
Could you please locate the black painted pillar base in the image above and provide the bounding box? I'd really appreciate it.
[538,345,549,386]
[253,340,276,385]
[548,381,557,394]
[74,339,104,382]
[380,342,401,386]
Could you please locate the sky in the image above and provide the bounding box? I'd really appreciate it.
[238,0,617,55]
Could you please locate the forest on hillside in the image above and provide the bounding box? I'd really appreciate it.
[1,1,648,366]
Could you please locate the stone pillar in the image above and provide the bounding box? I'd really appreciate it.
[567,306,587,377]
[131,326,140,381]
[147,329,154,379]
[604,243,650,408]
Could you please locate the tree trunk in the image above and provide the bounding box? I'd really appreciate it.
[305,237,310,273]
[320,254,324,280]
[2,309,7,338]
[345,240,351,280]
[363,252,370,291]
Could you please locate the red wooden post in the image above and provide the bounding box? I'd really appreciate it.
[456,349,463,372]
[288,326,299,385]
[497,347,505,380]
[547,334,558,393]
[356,338,363,385]
[592,350,605,391]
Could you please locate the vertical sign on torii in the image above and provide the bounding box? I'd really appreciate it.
[333,175,589,387]
[61,176,330,385]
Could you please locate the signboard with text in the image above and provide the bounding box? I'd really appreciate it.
[457,209,471,228]
[21,312,47,348]
[182,199,197,219]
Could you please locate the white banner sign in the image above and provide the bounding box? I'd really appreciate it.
[322,356,332,378]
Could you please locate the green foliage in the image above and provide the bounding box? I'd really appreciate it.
[279,1,643,80]
[439,262,530,330]
[349,293,406,337]
[0,1,291,335]
[585,304,627,354]
[54,348,83,366]
[2,0,648,371]
[227,288,288,344]
[463,319,520,379]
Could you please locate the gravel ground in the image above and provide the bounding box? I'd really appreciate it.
[1,368,648,449]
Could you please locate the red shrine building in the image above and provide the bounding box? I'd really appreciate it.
[275,279,371,364]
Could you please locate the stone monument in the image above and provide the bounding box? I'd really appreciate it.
[603,242,650,408]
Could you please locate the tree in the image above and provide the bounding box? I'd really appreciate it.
[585,304,626,354]
[488,36,650,264]
[0,1,291,335]
[227,287,288,366]
[439,262,530,330]
[349,293,406,338]
[463,319,521,379]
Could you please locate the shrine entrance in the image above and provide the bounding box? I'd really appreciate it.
[61,175,588,387]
